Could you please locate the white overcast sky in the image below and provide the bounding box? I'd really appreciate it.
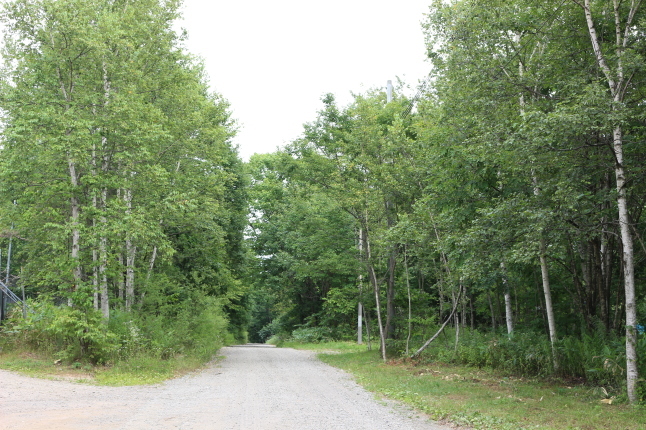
[176,1,432,161]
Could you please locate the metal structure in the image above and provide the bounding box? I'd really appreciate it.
[0,279,25,321]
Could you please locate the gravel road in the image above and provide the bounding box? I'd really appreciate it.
[0,345,452,430]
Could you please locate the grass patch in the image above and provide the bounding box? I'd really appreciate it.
[0,347,218,386]
[293,343,644,430]
[93,354,213,385]
[282,340,367,353]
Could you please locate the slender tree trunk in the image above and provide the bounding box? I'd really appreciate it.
[600,201,611,331]
[140,245,157,304]
[462,289,467,328]
[358,302,363,345]
[118,252,124,304]
[438,277,444,323]
[92,221,99,310]
[454,286,462,352]
[539,239,558,369]
[99,197,109,320]
[577,0,640,402]
[404,245,412,356]
[614,125,638,403]
[362,225,386,361]
[411,285,463,358]
[68,159,82,291]
[358,228,364,345]
[385,251,396,339]
[487,288,497,331]
[363,304,372,351]
[55,39,81,297]
[469,292,474,331]
[368,262,386,361]
[501,261,513,336]
[99,63,110,320]
[124,187,136,312]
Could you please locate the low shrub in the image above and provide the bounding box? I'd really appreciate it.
[1,296,233,364]
[1,298,118,364]
[290,326,334,343]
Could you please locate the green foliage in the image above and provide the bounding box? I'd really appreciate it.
[416,329,554,377]
[0,0,249,366]
[290,326,334,344]
[2,299,118,364]
[1,294,233,366]
[316,346,646,429]
[257,318,286,343]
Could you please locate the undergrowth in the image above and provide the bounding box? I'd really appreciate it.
[0,296,235,384]
[286,340,645,430]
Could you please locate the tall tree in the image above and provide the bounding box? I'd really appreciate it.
[0,0,244,333]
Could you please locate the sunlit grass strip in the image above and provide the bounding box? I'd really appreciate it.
[303,345,644,430]
[0,348,217,386]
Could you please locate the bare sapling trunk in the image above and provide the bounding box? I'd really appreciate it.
[411,285,463,359]
[99,187,109,319]
[385,250,396,340]
[358,302,363,345]
[518,36,558,366]
[533,176,558,368]
[454,291,460,352]
[362,225,386,361]
[118,251,124,303]
[369,263,386,361]
[501,261,513,336]
[124,187,136,312]
[141,245,157,304]
[92,219,99,309]
[99,62,110,320]
[487,288,497,331]
[363,304,372,351]
[539,239,558,369]
[358,228,364,345]
[68,159,82,291]
[404,245,412,355]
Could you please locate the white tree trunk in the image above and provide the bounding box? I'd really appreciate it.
[124,187,136,312]
[118,252,124,303]
[539,239,558,369]
[358,228,364,345]
[68,159,82,290]
[99,63,110,319]
[92,246,99,310]
[501,261,513,336]
[577,0,640,403]
[363,226,386,361]
[99,186,109,319]
[404,246,412,356]
[614,125,638,403]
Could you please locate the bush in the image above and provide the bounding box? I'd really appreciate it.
[1,295,233,364]
[1,298,118,364]
[132,298,232,360]
[258,318,285,343]
[290,326,334,343]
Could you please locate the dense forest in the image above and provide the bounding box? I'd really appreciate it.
[0,0,248,363]
[246,0,646,404]
[0,0,644,405]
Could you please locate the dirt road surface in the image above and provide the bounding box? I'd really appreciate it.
[0,345,452,430]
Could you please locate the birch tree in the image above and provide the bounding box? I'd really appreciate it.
[569,0,643,404]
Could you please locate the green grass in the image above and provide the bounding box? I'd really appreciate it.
[282,340,367,353]
[0,348,217,385]
[289,341,644,430]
